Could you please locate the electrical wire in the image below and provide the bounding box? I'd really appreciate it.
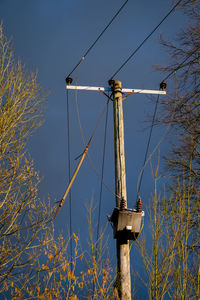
[66,0,192,208]
[96,95,109,257]
[136,92,179,201]
[55,96,112,219]
[136,93,160,200]
[69,45,200,209]
[66,89,73,269]
[74,68,116,196]
[74,80,117,197]
[162,46,200,82]
[136,45,200,201]
[110,0,183,79]
[67,0,129,78]
[65,0,199,211]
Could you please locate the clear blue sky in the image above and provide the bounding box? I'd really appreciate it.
[0,0,186,297]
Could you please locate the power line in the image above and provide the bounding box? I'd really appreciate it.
[74,83,117,197]
[110,0,183,79]
[136,46,200,200]
[68,44,199,209]
[96,96,109,255]
[67,0,129,78]
[66,89,73,270]
[93,94,110,297]
[136,92,160,200]
[162,46,200,82]
[68,42,199,209]
[71,68,117,198]
[55,96,111,218]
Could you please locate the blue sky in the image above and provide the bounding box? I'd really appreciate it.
[0,0,187,297]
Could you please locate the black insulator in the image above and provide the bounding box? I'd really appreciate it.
[66,76,73,85]
[120,198,126,210]
[160,81,167,90]
[108,79,115,87]
[136,197,142,213]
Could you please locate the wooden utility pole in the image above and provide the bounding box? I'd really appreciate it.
[65,79,166,300]
[110,80,131,300]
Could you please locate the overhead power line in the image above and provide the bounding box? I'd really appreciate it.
[54,96,111,219]
[162,46,200,82]
[66,89,73,270]
[96,96,109,254]
[110,0,183,79]
[67,0,129,78]
[73,82,117,197]
[136,92,160,200]
[136,45,200,200]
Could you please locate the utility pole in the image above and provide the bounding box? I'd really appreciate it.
[65,79,166,300]
[110,79,131,299]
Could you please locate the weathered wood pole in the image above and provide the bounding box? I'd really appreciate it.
[111,80,131,300]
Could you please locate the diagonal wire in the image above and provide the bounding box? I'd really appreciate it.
[66,88,73,269]
[74,77,117,197]
[71,43,199,208]
[55,95,112,219]
[136,87,181,204]
[67,0,129,78]
[136,45,200,201]
[95,94,109,258]
[136,92,160,201]
[162,46,200,82]
[110,0,183,79]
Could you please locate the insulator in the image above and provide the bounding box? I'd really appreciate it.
[160,81,167,90]
[136,197,142,213]
[66,76,73,85]
[108,79,115,87]
[120,198,126,210]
